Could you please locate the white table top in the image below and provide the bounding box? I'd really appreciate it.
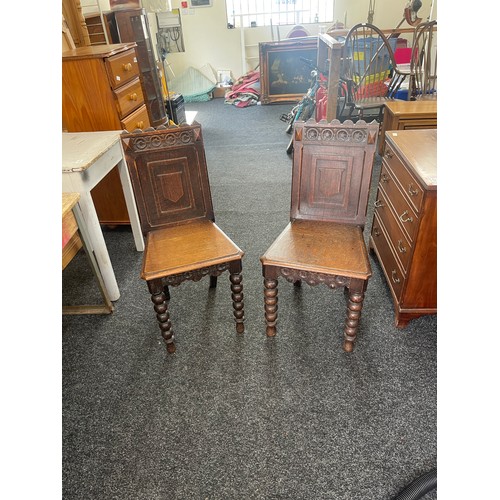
[62,131,122,172]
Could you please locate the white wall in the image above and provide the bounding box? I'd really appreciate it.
[91,0,437,83]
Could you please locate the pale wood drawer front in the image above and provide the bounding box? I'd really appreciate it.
[114,78,144,119]
[399,118,437,131]
[121,104,151,132]
[371,213,404,301]
[374,186,412,273]
[383,143,424,213]
[105,49,140,89]
[380,160,419,243]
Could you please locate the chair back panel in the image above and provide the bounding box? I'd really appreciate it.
[290,119,378,226]
[121,122,214,234]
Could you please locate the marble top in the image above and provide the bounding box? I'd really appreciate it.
[62,131,122,172]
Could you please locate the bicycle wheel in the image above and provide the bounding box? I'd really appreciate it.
[286,102,315,155]
[285,104,300,134]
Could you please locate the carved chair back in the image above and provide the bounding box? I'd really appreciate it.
[121,122,214,236]
[290,119,379,227]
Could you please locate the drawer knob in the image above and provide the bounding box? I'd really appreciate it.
[373,227,381,237]
[129,93,138,101]
[397,240,407,253]
[408,183,419,197]
[399,210,413,223]
[122,63,133,71]
[385,150,393,159]
[374,199,384,208]
[391,270,401,283]
[381,173,389,183]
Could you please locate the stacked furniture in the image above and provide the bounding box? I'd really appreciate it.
[62,43,153,224]
[103,8,166,129]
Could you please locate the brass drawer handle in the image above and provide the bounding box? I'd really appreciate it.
[129,93,138,101]
[136,121,144,129]
[397,240,407,253]
[381,173,390,183]
[399,210,413,223]
[391,270,401,283]
[122,63,132,71]
[374,199,384,208]
[408,183,419,197]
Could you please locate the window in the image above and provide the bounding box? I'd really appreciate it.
[225,0,334,28]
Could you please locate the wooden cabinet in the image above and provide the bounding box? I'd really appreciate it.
[103,8,167,128]
[62,43,151,224]
[369,129,437,327]
[378,100,437,155]
[84,12,108,45]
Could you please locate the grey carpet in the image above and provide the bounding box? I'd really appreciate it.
[62,99,437,500]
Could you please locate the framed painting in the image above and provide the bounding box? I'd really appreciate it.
[259,37,319,104]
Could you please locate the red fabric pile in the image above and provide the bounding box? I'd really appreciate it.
[224,69,261,108]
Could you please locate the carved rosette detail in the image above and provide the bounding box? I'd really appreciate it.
[279,268,351,289]
[304,126,368,144]
[130,130,195,151]
[163,263,230,287]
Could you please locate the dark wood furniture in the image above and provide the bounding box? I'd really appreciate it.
[62,43,151,225]
[317,33,343,121]
[103,8,167,128]
[84,12,108,45]
[378,99,437,155]
[121,123,245,355]
[260,119,379,352]
[369,129,436,327]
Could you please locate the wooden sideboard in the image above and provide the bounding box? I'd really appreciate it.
[369,129,437,327]
[62,43,151,224]
[378,100,437,155]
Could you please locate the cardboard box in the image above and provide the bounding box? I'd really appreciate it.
[213,85,230,98]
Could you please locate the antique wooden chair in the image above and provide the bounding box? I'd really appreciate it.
[260,118,378,352]
[121,123,245,354]
[341,23,408,121]
[409,20,437,100]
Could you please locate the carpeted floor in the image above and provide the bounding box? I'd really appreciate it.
[62,98,437,499]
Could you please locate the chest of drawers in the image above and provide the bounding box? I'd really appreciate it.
[369,129,437,327]
[62,43,151,224]
[378,100,437,155]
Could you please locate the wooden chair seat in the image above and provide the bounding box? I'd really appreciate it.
[261,220,371,280]
[142,219,244,281]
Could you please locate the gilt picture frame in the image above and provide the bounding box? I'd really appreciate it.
[259,37,319,104]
